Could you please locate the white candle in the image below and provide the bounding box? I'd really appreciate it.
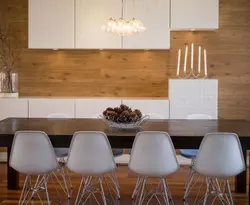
[184,45,188,73]
[204,49,207,76]
[177,49,181,76]
[198,46,201,73]
[191,43,194,71]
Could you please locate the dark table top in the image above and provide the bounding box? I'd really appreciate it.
[1,118,250,149]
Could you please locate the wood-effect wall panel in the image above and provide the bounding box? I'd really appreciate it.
[0,0,250,120]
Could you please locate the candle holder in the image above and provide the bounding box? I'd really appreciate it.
[176,43,208,79]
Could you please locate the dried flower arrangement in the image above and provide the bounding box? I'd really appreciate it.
[0,13,19,94]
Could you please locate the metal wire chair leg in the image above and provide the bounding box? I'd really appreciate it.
[161,178,171,205]
[99,177,107,205]
[18,175,30,205]
[226,180,234,205]
[202,177,210,205]
[132,176,142,199]
[185,168,194,190]
[109,172,120,199]
[44,175,51,205]
[76,177,92,205]
[75,177,85,205]
[60,166,71,199]
[111,171,120,189]
[61,157,72,188]
[138,178,147,205]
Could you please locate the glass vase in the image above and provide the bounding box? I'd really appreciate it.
[0,71,18,93]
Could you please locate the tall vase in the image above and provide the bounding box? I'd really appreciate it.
[0,70,18,93]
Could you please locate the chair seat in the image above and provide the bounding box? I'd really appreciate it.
[54,148,69,158]
[112,149,124,157]
[180,149,199,159]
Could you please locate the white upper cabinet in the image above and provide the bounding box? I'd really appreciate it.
[75,0,122,49]
[123,0,170,49]
[170,0,219,30]
[29,0,75,49]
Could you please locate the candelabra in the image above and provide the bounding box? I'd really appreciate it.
[176,43,208,79]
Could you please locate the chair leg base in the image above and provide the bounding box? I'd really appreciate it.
[132,176,174,205]
[75,173,120,205]
[18,174,51,205]
[193,177,235,205]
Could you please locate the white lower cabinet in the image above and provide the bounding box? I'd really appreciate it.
[28,99,75,118]
[75,99,122,118]
[169,79,218,119]
[122,99,170,119]
[0,99,28,121]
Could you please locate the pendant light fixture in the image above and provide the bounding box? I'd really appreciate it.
[102,0,146,36]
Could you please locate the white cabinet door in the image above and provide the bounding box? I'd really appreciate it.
[75,99,122,118]
[29,0,75,49]
[122,99,170,119]
[170,0,219,30]
[29,99,75,118]
[0,99,28,121]
[123,0,170,49]
[75,0,122,49]
[169,79,218,119]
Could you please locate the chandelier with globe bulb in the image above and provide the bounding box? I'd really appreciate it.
[102,0,146,36]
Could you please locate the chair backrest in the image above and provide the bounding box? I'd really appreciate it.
[193,133,245,178]
[129,131,179,177]
[186,114,212,120]
[67,131,116,175]
[47,113,71,119]
[10,131,58,175]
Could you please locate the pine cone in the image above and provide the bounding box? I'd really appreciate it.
[120,110,130,118]
[106,107,113,112]
[106,111,118,121]
[103,110,107,116]
[127,108,132,113]
[132,116,139,122]
[130,111,137,118]
[120,104,129,111]
[114,107,123,114]
[134,109,142,118]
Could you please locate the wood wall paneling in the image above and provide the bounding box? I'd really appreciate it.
[0,0,250,120]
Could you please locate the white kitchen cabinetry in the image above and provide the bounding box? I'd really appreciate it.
[75,0,122,49]
[29,0,170,49]
[0,99,28,121]
[123,0,170,49]
[29,99,75,118]
[28,0,75,49]
[170,0,219,30]
[122,99,170,119]
[75,99,122,118]
[169,79,218,119]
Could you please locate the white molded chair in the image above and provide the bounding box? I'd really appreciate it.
[47,113,72,198]
[182,114,212,201]
[193,133,245,205]
[10,131,59,205]
[67,131,120,205]
[129,131,179,205]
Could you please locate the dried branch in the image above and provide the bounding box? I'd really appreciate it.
[0,12,15,72]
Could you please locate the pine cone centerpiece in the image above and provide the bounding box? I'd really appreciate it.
[103,104,142,124]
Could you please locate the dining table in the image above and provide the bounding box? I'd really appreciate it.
[0,118,250,203]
